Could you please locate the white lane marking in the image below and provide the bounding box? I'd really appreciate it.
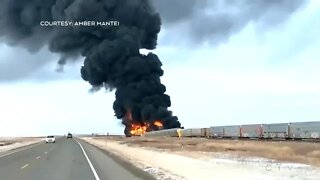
[21,163,29,169]
[75,140,101,180]
[36,156,41,159]
[0,151,16,158]
[44,151,48,154]
[0,142,41,158]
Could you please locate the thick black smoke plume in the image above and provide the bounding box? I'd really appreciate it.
[0,0,181,136]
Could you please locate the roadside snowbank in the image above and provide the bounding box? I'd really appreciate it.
[81,137,320,180]
[0,138,42,153]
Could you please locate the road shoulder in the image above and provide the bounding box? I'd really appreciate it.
[77,138,156,180]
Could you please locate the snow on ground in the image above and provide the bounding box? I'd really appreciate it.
[0,138,42,153]
[81,137,320,180]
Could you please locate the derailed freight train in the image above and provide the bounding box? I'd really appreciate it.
[143,121,320,140]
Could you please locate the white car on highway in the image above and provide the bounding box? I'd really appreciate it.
[45,136,55,143]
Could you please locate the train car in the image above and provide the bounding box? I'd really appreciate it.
[289,121,320,139]
[240,124,263,138]
[210,126,224,138]
[262,123,289,139]
[181,128,202,137]
[180,129,191,137]
[201,128,211,138]
[222,125,241,138]
[143,128,180,137]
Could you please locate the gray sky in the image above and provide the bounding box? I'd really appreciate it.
[0,0,319,136]
[152,0,307,45]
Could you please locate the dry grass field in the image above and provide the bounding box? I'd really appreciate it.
[94,136,320,167]
[82,136,320,179]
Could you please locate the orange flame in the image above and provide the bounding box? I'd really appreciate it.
[154,121,163,128]
[130,124,147,136]
[125,110,165,136]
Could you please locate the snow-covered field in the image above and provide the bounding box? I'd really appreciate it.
[81,137,320,180]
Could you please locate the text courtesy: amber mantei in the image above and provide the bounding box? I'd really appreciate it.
[40,21,120,27]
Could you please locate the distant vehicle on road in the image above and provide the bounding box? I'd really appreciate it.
[46,136,55,143]
[67,133,73,139]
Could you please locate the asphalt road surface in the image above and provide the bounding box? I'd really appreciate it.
[0,137,154,180]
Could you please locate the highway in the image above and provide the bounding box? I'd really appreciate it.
[0,137,154,180]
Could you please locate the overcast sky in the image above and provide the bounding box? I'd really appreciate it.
[1,0,319,136]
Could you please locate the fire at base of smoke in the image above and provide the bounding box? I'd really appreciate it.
[39,21,120,27]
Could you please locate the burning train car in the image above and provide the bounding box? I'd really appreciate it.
[122,111,170,137]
